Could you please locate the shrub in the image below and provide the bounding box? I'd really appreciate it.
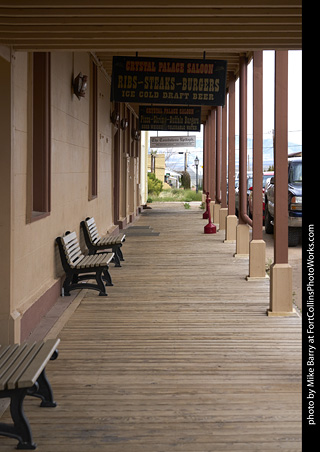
[148,188,202,202]
[148,172,163,195]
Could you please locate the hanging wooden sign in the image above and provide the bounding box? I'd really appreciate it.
[111,56,227,106]
[139,106,201,131]
[150,136,196,148]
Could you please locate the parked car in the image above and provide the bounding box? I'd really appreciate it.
[264,157,302,247]
[247,171,274,221]
[235,175,252,217]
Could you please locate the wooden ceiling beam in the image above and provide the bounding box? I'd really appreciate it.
[0,0,302,8]
[0,7,301,18]
[0,25,301,34]
[0,16,302,26]
[4,44,300,52]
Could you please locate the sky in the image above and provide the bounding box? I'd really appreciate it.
[145,50,302,173]
[244,50,302,146]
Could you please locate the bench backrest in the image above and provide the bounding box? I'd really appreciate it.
[57,231,84,269]
[83,217,101,245]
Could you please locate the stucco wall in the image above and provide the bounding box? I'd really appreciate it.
[7,51,114,341]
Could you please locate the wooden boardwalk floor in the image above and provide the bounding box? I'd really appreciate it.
[1,203,302,451]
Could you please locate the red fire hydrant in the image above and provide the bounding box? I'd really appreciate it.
[202,191,209,219]
[204,196,216,234]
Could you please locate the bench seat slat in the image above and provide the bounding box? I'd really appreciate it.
[6,342,44,390]
[0,344,19,364]
[98,234,125,245]
[0,340,60,391]
[76,253,113,268]
[17,339,60,389]
[0,345,25,389]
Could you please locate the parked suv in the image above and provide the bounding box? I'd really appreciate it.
[264,157,302,246]
[248,171,274,221]
[235,175,252,217]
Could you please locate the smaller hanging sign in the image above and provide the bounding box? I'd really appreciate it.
[150,135,196,148]
[139,106,201,132]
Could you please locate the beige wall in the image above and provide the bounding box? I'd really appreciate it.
[0,50,120,343]
[147,153,166,183]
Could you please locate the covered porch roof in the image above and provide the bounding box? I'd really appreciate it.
[0,0,302,122]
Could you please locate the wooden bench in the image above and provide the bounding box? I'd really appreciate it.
[56,231,114,297]
[81,217,125,267]
[0,338,60,450]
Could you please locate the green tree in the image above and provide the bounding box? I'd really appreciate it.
[180,171,191,189]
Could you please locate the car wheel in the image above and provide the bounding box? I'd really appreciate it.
[264,201,274,234]
[288,227,301,247]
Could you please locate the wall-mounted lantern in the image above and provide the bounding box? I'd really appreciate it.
[72,72,88,100]
[132,129,141,141]
[120,118,129,130]
[111,110,120,126]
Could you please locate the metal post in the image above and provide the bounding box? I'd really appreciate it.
[194,156,199,193]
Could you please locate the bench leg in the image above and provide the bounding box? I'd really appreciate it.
[30,368,57,408]
[0,387,37,449]
[62,274,73,296]
[102,266,113,286]
[118,245,125,262]
[63,271,108,296]
[111,246,122,267]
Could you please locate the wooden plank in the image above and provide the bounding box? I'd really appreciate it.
[6,342,43,389]
[17,338,60,389]
[0,343,30,390]
[0,203,301,451]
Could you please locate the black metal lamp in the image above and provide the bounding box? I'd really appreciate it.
[120,118,129,130]
[111,110,120,126]
[132,129,141,141]
[72,72,88,100]
[194,156,199,193]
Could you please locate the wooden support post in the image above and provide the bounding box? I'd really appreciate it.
[235,56,250,257]
[247,51,268,280]
[208,109,216,225]
[202,123,207,195]
[213,106,222,225]
[219,103,228,230]
[225,74,238,243]
[268,51,294,316]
